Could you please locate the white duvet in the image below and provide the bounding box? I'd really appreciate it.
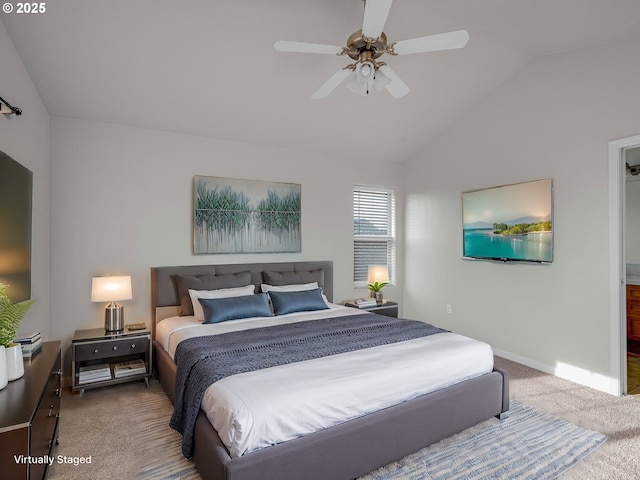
[157,304,494,458]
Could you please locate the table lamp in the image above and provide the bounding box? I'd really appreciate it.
[367,265,389,303]
[91,276,132,332]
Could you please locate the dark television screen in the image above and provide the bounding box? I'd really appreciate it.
[462,178,553,263]
[0,150,32,301]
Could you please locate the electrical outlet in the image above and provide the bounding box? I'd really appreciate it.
[446,304,452,315]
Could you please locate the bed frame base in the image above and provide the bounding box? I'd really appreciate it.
[154,340,509,480]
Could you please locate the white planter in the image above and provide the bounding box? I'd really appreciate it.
[0,346,7,390]
[6,344,24,381]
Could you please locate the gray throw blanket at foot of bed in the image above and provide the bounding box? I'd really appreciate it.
[170,313,446,458]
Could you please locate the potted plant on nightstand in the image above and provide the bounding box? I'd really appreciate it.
[367,265,389,303]
[0,283,35,388]
[368,280,388,303]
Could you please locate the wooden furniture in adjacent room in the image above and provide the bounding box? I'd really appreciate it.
[71,327,152,394]
[627,285,640,355]
[0,341,61,480]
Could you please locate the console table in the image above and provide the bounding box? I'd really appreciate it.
[0,341,61,480]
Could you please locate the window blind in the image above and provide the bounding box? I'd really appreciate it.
[353,186,396,285]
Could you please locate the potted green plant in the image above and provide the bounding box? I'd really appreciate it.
[368,280,388,302]
[0,283,35,386]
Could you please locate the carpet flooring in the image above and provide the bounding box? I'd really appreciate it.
[495,357,640,480]
[47,355,631,480]
[47,381,200,480]
[359,400,605,480]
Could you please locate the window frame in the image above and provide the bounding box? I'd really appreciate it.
[353,184,396,288]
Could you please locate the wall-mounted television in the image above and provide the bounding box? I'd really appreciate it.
[0,150,32,301]
[462,178,553,263]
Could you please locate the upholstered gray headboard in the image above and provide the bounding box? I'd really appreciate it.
[150,261,333,337]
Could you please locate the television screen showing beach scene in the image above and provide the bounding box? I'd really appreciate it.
[462,178,553,263]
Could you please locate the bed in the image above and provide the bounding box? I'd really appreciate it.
[151,261,509,480]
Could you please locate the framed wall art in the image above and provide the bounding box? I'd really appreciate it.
[193,176,301,254]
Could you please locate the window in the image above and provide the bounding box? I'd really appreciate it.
[353,185,396,286]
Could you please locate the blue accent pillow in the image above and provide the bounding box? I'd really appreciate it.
[199,293,273,324]
[268,288,329,316]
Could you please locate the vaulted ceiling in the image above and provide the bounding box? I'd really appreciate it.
[3,0,640,162]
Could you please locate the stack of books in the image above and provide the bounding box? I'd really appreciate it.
[13,332,42,358]
[78,363,112,384]
[345,298,378,309]
[113,359,146,378]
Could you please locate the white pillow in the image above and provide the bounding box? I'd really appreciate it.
[189,285,255,322]
[260,282,318,293]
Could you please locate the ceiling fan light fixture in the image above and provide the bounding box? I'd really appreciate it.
[373,68,391,92]
[354,60,375,82]
[348,60,380,96]
[347,71,371,96]
[347,58,391,96]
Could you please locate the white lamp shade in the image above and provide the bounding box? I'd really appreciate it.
[91,276,132,302]
[367,265,389,284]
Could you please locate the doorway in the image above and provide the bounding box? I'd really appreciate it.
[609,134,640,396]
[624,146,640,393]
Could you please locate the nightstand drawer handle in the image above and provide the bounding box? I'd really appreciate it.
[93,349,99,354]
[112,346,117,351]
[131,344,136,349]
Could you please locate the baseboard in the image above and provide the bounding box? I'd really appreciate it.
[493,348,619,396]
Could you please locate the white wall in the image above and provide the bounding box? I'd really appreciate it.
[0,20,50,337]
[50,117,404,372]
[403,38,640,394]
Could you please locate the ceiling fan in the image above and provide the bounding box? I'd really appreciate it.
[274,0,469,99]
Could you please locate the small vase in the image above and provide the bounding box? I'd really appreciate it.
[6,344,24,381]
[374,291,383,303]
[0,346,7,390]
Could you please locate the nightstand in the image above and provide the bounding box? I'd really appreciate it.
[344,300,399,318]
[71,327,152,394]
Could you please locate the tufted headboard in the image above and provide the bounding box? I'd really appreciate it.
[150,261,333,338]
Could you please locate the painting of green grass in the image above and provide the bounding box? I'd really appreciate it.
[194,176,301,253]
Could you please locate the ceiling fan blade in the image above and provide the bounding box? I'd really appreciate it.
[274,40,343,55]
[362,0,394,39]
[392,30,469,55]
[311,68,353,99]
[378,65,409,99]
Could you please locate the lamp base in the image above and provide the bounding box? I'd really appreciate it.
[105,302,124,332]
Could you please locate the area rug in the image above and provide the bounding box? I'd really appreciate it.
[359,400,607,480]
[49,383,606,480]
